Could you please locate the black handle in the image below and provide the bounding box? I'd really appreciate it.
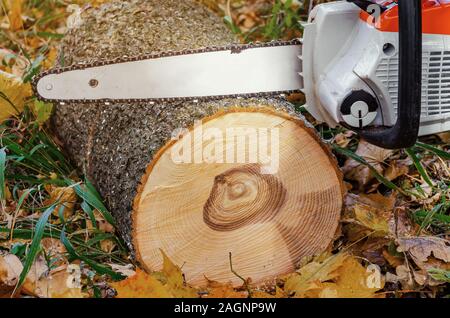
[355,0,422,149]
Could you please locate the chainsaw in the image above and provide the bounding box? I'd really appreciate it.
[33,0,450,149]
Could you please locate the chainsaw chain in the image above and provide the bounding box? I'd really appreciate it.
[32,39,303,105]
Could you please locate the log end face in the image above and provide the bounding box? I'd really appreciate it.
[132,108,344,287]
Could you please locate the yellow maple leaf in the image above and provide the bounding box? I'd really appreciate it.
[160,250,197,298]
[284,253,384,298]
[7,0,23,31]
[284,252,347,298]
[0,71,31,122]
[111,269,173,298]
[111,251,198,298]
[354,204,390,236]
[317,257,384,298]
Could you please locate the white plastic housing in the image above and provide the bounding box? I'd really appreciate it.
[302,1,450,136]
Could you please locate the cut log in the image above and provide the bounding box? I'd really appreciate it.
[52,0,344,286]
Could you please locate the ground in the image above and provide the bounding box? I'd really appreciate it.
[0,0,449,298]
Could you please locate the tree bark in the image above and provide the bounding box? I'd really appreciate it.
[52,0,344,286]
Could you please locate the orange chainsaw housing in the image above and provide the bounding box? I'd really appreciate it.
[360,0,450,35]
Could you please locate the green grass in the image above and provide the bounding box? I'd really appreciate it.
[0,106,129,294]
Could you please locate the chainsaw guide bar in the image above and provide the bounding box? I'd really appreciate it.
[32,39,304,105]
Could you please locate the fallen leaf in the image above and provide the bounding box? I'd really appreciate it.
[202,279,248,298]
[24,266,84,298]
[318,257,384,298]
[284,252,347,297]
[41,238,67,267]
[0,71,31,122]
[42,47,58,70]
[111,251,198,298]
[0,254,23,293]
[334,131,355,148]
[342,140,393,189]
[7,0,24,31]
[108,264,135,277]
[44,185,77,219]
[33,100,53,125]
[391,207,418,237]
[100,239,115,253]
[111,268,174,298]
[384,160,410,181]
[91,0,111,8]
[437,132,450,143]
[160,250,197,298]
[397,237,450,269]
[382,249,404,268]
[284,252,383,298]
[251,290,276,298]
[354,204,390,236]
[0,49,29,77]
[94,210,115,233]
[385,265,414,289]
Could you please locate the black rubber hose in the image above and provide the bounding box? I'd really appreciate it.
[357,0,422,149]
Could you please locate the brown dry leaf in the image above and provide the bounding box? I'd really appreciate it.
[24,266,84,298]
[392,207,418,237]
[342,140,393,189]
[94,210,115,233]
[334,131,355,148]
[397,237,450,269]
[382,249,404,268]
[112,251,198,298]
[0,254,81,298]
[41,238,67,267]
[345,192,396,212]
[202,279,248,298]
[0,254,23,294]
[386,261,446,288]
[44,185,77,219]
[437,131,450,143]
[111,268,174,298]
[0,71,31,122]
[22,255,49,295]
[41,238,66,257]
[7,0,24,31]
[384,160,410,182]
[385,264,414,289]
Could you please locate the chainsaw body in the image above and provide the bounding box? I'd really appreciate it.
[303,0,450,137]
